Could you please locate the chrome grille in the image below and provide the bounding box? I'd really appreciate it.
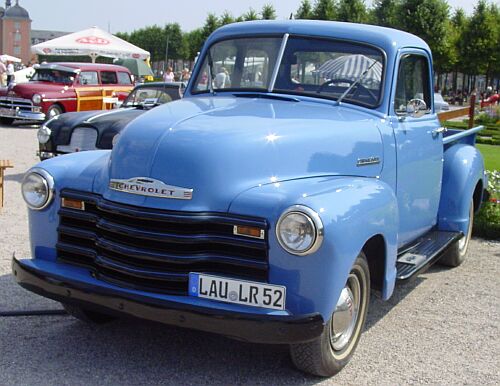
[57,127,98,153]
[56,190,269,294]
[0,97,33,111]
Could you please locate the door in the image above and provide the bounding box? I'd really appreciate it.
[75,70,102,111]
[392,50,443,247]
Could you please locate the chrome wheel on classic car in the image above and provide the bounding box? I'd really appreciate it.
[290,253,370,377]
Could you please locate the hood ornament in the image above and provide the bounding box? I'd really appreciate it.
[109,177,193,200]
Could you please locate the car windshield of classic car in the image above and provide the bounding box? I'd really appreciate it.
[193,36,384,107]
[122,86,179,108]
[30,69,74,85]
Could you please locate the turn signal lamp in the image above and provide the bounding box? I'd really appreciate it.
[233,225,265,239]
[61,197,85,211]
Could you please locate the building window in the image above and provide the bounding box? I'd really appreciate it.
[14,32,21,41]
[14,22,20,29]
[13,47,20,55]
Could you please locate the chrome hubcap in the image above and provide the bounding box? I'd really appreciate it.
[330,274,360,351]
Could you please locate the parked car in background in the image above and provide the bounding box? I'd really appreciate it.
[37,82,184,160]
[0,62,133,124]
[434,92,450,111]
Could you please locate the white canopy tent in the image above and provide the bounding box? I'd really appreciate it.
[1,54,22,63]
[31,26,150,63]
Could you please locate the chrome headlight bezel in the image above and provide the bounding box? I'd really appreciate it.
[32,93,42,104]
[276,205,324,256]
[21,168,55,210]
[37,125,52,144]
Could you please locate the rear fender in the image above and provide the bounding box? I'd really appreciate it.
[229,176,398,319]
[438,144,485,233]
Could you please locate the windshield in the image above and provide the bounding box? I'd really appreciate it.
[30,69,75,85]
[192,36,384,108]
[123,86,180,108]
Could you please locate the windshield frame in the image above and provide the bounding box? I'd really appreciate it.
[190,33,387,109]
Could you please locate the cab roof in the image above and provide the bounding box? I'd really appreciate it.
[208,20,431,58]
[38,62,131,73]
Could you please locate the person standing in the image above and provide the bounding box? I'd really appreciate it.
[0,60,6,87]
[6,61,14,86]
[163,66,174,82]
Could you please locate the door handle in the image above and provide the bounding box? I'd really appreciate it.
[432,127,447,137]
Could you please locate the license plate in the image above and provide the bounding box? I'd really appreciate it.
[189,273,286,311]
[0,107,14,116]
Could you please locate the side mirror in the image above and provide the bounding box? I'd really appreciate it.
[406,98,428,118]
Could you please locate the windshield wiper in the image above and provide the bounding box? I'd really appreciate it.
[336,59,378,105]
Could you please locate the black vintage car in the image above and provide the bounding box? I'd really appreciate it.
[37,82,184,160]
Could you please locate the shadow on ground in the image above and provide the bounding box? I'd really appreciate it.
[0,263,436,384]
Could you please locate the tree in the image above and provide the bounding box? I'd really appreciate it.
[261,4,277,20]
[459,0,498,89]
[371,0,401,28]
[336,0,368,23]
[219,11,235,26]
[295,0,314,19]
[201,13,219,42]
[243,8,259,21]
[182,28,204,61]
[397,0,450,75]
[313,0,336,20]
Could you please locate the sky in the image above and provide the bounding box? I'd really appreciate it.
[18,0,480,34]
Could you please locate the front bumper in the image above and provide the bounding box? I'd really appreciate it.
[12,257,325,344]
[0,107,45,121]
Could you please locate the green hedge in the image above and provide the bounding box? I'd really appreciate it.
[443,120,500,145]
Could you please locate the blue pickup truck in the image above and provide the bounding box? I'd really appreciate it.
[14,20,487,377]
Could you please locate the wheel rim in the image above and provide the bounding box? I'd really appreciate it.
[458,202,474,252]
[330,273,361,351]
[48,107,61,118]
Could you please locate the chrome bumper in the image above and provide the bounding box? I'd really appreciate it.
[0,107,45,121]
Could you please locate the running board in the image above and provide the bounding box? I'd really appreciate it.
[396,230,462,281]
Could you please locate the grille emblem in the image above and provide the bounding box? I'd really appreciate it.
[109,177,193,200]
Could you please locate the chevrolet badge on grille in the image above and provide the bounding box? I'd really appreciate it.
[109,177,193,200]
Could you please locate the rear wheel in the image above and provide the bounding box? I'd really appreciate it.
[46,104,63,120]
[290,253,370,377]
[439,199,474,267]
[62,303,116,324]
[0,117,14,125]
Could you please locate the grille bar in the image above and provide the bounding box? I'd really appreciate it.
[57,189,269,294]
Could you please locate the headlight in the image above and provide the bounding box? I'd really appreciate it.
[32,93,42,104]
[21,168,54,210]
[276,205,323,255]
[112,133,120,146]
[37,125,52,144]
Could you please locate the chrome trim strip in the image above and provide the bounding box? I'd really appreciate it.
[276,205,324,256]
[356,157,381,167]
[42,98,77,102]
[268,33,289,92]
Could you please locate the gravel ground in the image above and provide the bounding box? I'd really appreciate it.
[0,122,499,385]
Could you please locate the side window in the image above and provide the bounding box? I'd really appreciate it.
[79,71,98,85]
[117,72,132,85]
[101,71,118,85]
[395,54,431,115]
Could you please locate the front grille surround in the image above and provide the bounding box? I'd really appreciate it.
[56,127,98,153]
[56,189,269,295]
[0,97,34,111]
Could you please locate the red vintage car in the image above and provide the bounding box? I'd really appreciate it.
[0,62,133,124]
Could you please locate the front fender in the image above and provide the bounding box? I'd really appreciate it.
[26,151,110,262]
[229,176,398,319]
[438,144,485,233]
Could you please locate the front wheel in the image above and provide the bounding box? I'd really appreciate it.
[290,253,370,377]
[439,199,474,267]
[46,104,63,120]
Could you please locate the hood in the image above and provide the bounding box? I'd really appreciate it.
[48,108,144,147]
[12,81,70,96]
[96,96,383,212]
